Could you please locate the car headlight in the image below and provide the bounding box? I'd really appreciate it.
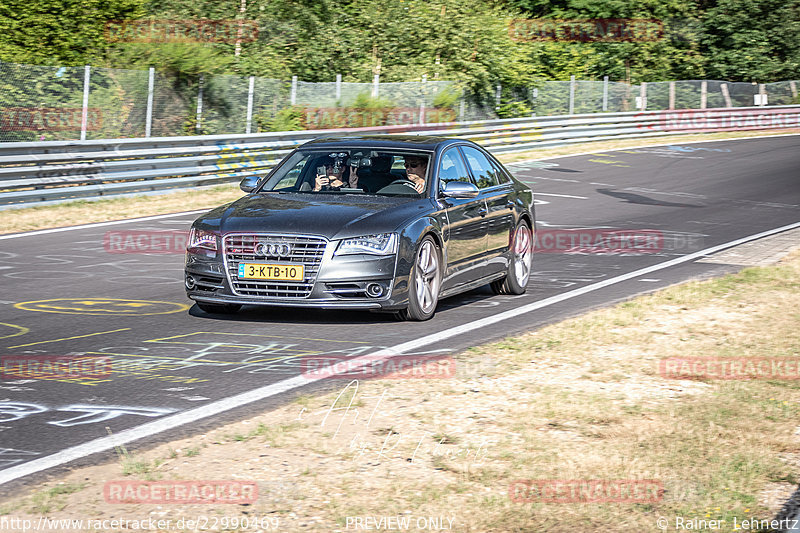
[188,228,219,251]
[335,233,398,256]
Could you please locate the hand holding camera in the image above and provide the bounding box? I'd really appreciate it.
[314,166,345,191]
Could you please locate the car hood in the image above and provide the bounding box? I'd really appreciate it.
[195,193,433,239]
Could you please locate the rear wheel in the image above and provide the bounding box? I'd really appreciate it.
[395,236,441,321]
[196,302,242,314]
[491,221,532,295]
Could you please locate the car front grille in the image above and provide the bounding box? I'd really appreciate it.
[223,233,328,298]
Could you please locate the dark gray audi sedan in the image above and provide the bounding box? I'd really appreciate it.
[185,135,534,320]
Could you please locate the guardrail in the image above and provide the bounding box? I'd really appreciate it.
[1,105,798,207]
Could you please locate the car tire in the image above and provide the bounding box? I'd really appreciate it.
[395,236,441,321]
[196,302,242,314]
[491,220,533,295]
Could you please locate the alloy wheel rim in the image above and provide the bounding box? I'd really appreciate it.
[513,225,532,286]
[415,240,440,314]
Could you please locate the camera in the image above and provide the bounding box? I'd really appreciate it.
[347,151,377,169]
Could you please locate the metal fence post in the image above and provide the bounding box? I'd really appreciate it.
[669,81,676,110]
[336,74,342,102]
[638,82,647,110]
[419,74,427,125]
[245,76,255,134]
[602,76,608,112]
[700,80,707,109]
[80,65,90,141]
[145,67,154,138]
[569,75,575,115]
[290,76,297,106]
[459,98,465,121]
[720,83,732,108]
[196,75,204,134]
[791,81,798,99]
[372,74,379,98]
[759,83,767,106]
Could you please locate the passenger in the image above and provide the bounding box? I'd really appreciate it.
[313,156,349,191]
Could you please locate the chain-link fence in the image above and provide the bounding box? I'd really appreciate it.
[1,60,798,142]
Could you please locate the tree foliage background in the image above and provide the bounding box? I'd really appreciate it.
[0,0,797,139]
[0,0,797,86]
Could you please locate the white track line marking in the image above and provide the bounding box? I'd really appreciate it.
[534,193,589,199]
[504,132,800,165]
[2,134,796,242]
[1,220,799,486]
[0,211,208,240]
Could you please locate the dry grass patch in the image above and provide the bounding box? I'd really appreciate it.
[0,184,243,235]
[2,252,800,531]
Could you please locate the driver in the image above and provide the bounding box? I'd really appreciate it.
[403,155,427,193]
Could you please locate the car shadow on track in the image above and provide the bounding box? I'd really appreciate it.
[187,287,498,325]
[597,188,705,208]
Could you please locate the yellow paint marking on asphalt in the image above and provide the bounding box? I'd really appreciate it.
[146,331,372,344]
[11,376,112,386]
[15,298,190,316]
[0,322,30,341]
[8,328,131,349]
[90,351,319,365]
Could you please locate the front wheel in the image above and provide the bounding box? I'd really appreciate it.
[491,221,533,295]
[395,236,441,321]
[196,302,242,314]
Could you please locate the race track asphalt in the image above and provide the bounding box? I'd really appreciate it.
[0,134,798,492]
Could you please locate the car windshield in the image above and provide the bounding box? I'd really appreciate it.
[257,149,431,197]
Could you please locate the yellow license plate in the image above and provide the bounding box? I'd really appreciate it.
[237,263,305,281]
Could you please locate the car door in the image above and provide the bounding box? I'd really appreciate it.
[436,147,489,290]
[460,146,516,276]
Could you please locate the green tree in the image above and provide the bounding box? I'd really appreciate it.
[0,0,145,66]
[700,0,800,81]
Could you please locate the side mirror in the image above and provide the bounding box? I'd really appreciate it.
[239,175,261,193]
[441,180,480,199]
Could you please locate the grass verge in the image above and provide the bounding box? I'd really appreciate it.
[2,250,799,532]
[2,129,797,236]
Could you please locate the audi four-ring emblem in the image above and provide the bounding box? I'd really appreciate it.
[254,242,292,257]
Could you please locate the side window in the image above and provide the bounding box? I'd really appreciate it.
[437,148,472,188]
[489,158,511,184]
[275,162,304,189]
[461,146,501,189]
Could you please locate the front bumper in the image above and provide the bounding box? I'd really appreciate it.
[184,236,410,311]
